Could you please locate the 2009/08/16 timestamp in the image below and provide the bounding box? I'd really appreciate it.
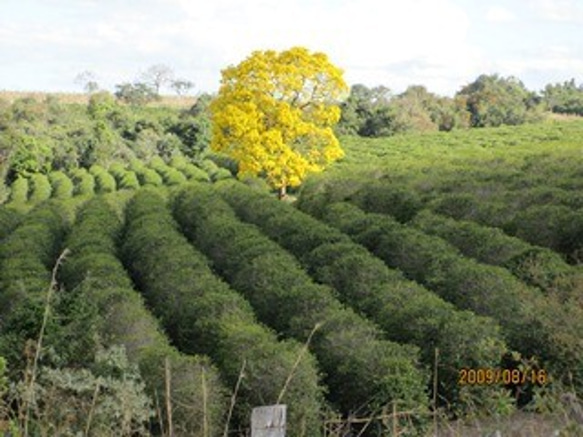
[458,368,548,386]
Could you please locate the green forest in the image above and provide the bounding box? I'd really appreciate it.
[1,70,583,436]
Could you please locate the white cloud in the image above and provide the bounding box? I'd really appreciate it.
[163,0,480,95]
[486,6,516,22]
[483,44,583,90]
[3,0,580,96]
[531,0,583,23]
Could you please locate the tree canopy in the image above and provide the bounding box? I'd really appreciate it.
[456,74,541,127]
[210,47,348,198]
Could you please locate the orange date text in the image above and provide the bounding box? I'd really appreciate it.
[458,368,548,386]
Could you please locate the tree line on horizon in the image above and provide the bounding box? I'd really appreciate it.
[76,64,583,134]
[1,62,582,202]
[336,75,583,136]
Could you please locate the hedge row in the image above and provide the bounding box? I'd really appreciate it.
[412,210,580,299]
[0,203,66,373]
[173,185,429,418]
[316,201,583,391]
[130,160,164,187]
[429,195,583,261]
[505,186,583,211]
[108,163,141,190]
[429,193,516,229]
[70,168,95,196]
[216,181,508,408]
[506,205,583,263]
[149,156,187,186]
[48,171,74,199]
[0,207,22,241]
[121,188,324,435]
[169,156,210,182]
[29,173,52,204]
[89,164,116,193]
[8,177,28,204]
[61,196,226,435]
[197,159,232,182]
[350,181,424,223]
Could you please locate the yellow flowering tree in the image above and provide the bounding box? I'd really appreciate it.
[210,47,348,198]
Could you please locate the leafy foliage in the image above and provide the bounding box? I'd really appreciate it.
[456,74,542,127]
[61,196,227,434]
[542,79,583,116]
[122,188,324,435]
[313,202,583,393]
[216,181,508,409]
[174,185,429,417]
[211,47,347,195]
[48,171,74,199]
[115,82,159,106]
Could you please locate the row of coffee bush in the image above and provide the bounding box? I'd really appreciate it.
[430,194,583,262]
[149,157,188,186]
[411,210,581,301]
[70,168,95,196]
[169,156,210,182]
[60,196,226,435]
[89,164,117,193]
[48,171,74,199]
[4,157,219,206]
[215,181,508,410]
[173,185,429,421]
[0,202,67,373]
[108,162,141,190]
[314,201,583,393]
[121,188,323,436]
[0,206,22,240]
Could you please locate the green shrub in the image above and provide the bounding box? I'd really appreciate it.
[0,207,22,240]
[180,164,210,182]
[509,205,583,261]
[119,170,140,190]
[211,167,232,182]
[90,164,117,193]
[108,163,141,190]
[148,156,166,170]
[48,171,74,199]
[29,173,52,204]
[321,202,583,393]
[206,152,238,175]
[123,189,324,435]
[61,196,227,434]
[128,159,146,172]
[412,210,579,298]
[217,182,507,409]
[0,203,66,374]
[8,177,28,204]
[430,194,517,228]
[135,167,163,186]
[108,162,126,179]
[148,157,188,185]
[163,168,187,185]
[168,155,189,170]
[200,159,219,177]
[174,185,429,417]
[70,168,95,196]
[352,181,423,222]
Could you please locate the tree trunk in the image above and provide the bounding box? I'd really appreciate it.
[278,185,287,200]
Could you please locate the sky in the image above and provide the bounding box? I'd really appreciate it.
[1,0,582,97]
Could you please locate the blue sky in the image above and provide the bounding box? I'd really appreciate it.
[1,0,582,96]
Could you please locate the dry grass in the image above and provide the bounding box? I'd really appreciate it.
[435,411,577,436]
[546,112,583,122]
[0,90,197,108]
